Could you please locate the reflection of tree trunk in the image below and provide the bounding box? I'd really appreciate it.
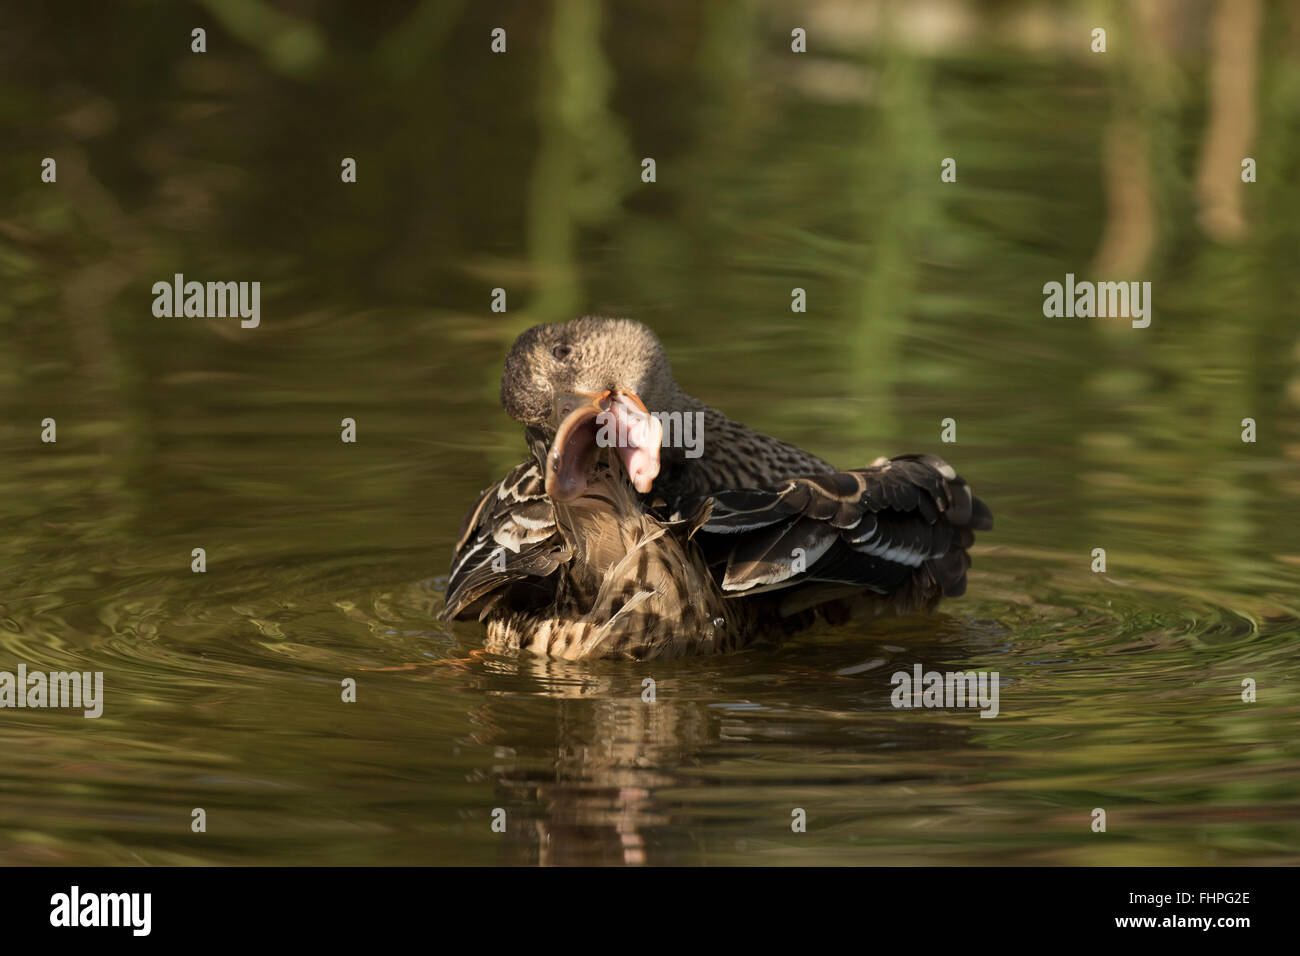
[1195,0,1262,242]
[1092,0,1179,276]
[1091,117,1156,275]
[57,149,149,500]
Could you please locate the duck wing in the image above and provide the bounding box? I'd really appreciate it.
[693,453,993,609]
[440,459,569,622]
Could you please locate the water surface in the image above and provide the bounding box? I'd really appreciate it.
[2,1,1298,865]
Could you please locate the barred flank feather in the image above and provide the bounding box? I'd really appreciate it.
[478,472,743,661]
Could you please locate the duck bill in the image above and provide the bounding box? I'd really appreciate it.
[545,391,663,503]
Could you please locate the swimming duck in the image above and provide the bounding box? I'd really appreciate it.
[441,317,992,661]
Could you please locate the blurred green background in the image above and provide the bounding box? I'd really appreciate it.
[0,0,1297,865]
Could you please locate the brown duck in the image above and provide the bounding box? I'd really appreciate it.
[441,317,992,661]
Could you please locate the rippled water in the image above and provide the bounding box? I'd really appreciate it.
[2,2,1299,865]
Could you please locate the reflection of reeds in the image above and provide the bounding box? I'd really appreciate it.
[849,26,933,446]
[526,0,632,330]
[195,0,327,80]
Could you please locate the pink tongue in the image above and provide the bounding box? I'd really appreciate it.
[612,403,662,493]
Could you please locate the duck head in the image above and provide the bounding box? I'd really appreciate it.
[501,317,683,503]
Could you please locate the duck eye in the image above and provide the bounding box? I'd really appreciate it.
[552,345,572,360]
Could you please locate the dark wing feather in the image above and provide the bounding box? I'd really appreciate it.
[440,460,569,621]
[696,453,992,607]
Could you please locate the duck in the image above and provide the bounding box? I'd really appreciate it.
[440,316,992,661]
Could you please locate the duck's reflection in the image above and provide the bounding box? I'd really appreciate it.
[455,623,986,865]
[462,654,704,865]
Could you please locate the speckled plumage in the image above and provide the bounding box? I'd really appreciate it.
[441,317,993,660]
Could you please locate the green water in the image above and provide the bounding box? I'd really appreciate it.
[1,1,1298,865]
